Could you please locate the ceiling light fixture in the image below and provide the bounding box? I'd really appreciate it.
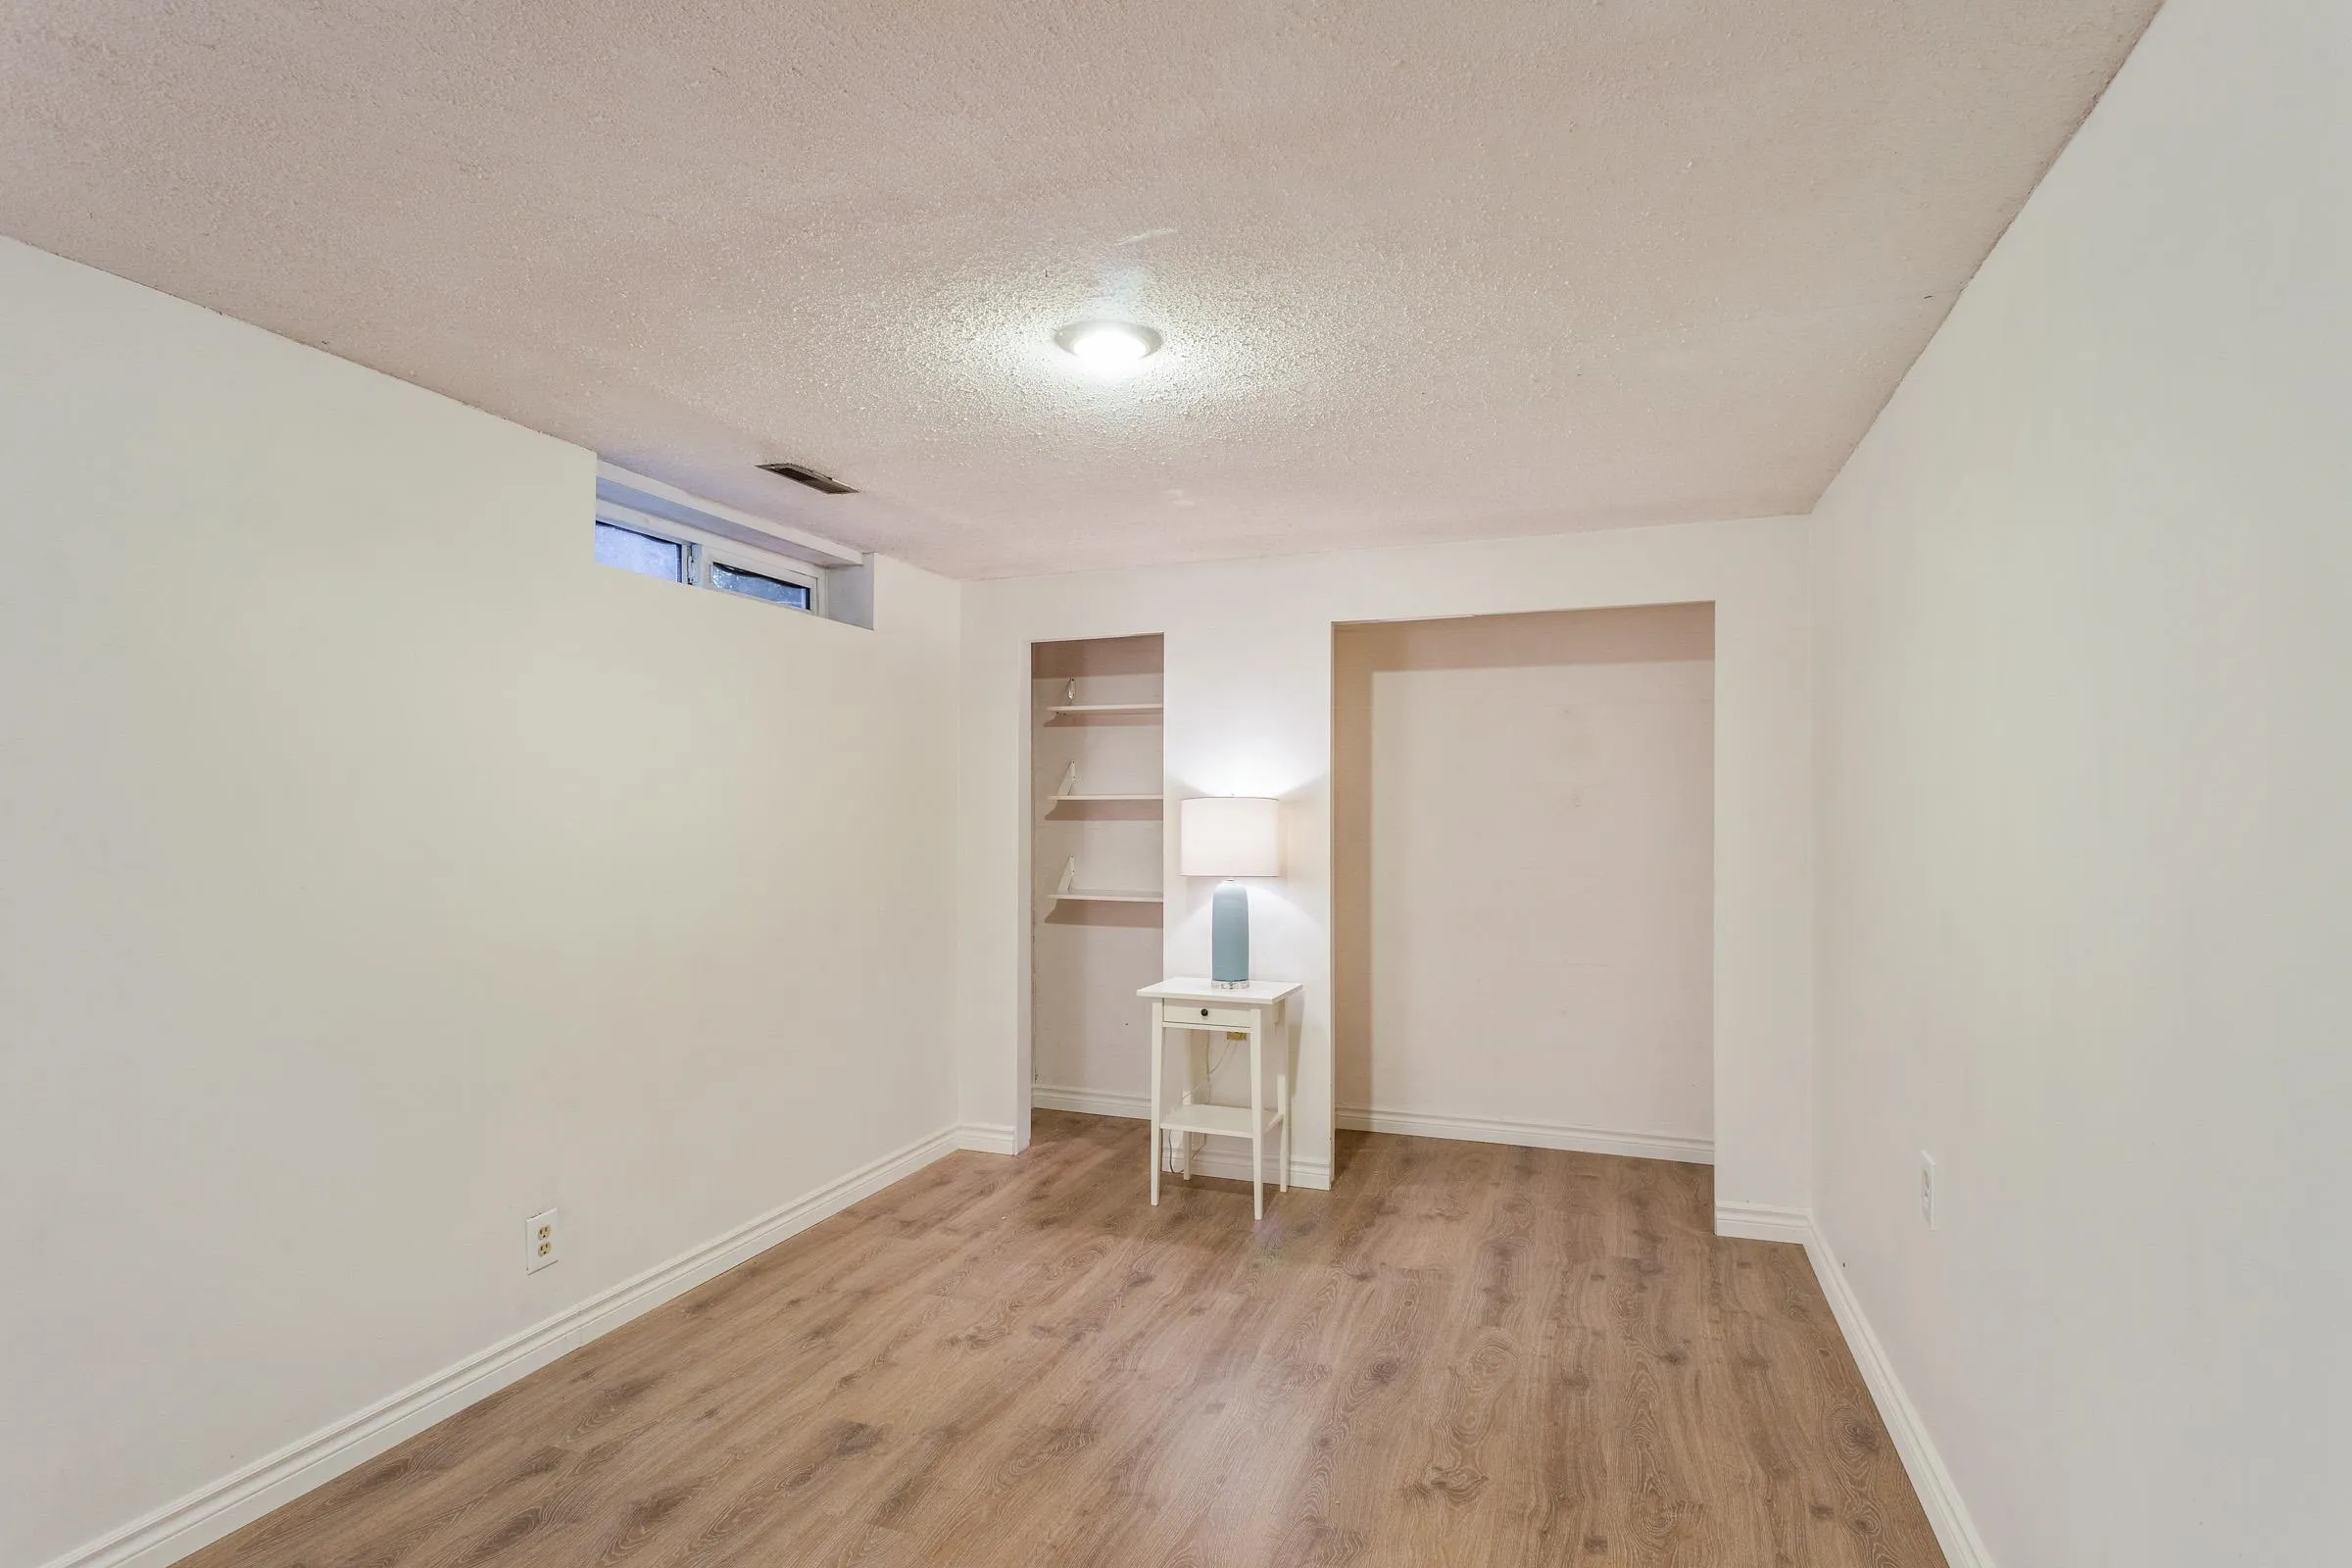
[1054,320,1162,366]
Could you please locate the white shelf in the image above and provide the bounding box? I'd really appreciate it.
[1158,1102,1275,1138]
[1046,763,1161,809]
[1047,703,1162,717]
[1050,857,1162,906]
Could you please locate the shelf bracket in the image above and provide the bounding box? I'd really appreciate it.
[1056,858,1077,896]
[1057,760,1079,802]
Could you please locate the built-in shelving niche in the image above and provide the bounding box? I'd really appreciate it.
[1031,634,1165,1120]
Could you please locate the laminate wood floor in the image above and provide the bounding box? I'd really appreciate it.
[185,1112,1944,1567]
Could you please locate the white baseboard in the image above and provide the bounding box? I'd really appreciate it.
[1032,1086,1332,1189]
[1032,1084,1149,1119]
[1339,1105,1713,1165]
[1043,1089,1711,1174]
[955,1121,1018,1155]
[1169,1146,1334,1191]
[1713,1200,1812,1244]
[41,1125,968,1568]
[1802,1218,1994,1568]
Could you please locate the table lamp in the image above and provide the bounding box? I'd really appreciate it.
[1179,796,1283,987]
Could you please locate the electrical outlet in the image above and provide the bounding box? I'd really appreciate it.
[525,1207,560,1274]
[1919,1153,1936,1230]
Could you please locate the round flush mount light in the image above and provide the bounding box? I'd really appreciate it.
[1054,319,1163,365]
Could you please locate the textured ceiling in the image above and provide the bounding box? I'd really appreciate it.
[0,1,2159,579]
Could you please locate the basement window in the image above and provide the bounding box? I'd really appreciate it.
[593,466,872,627]
[595,520,687,583]
[594,510,821,616]
[711,561,813,612]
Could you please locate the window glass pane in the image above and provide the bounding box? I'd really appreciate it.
[595,521,684,582]
[712,562,812,611]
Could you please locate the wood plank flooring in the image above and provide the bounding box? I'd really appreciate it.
[183,1112,1944,1567]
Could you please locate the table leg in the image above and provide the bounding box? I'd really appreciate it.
[1278,1070,1291,1192]
[1250,1015,1263,1222]
[1148,1007,1162,1207]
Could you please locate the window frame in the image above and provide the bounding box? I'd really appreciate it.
[593,516,694,584]
[708,557,816,612]
[593,501,824,617]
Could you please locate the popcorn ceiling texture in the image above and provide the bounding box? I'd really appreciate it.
[0,1,2158,579]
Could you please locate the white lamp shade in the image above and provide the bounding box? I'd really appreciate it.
[1180,796,1283,878]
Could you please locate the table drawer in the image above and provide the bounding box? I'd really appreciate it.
[1159,1001,1255,1030]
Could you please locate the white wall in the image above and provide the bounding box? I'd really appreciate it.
[1334,608,1714,1158]
[0,240,963,1568]
[956,516,1812,1214]
[1807,0,2352,1561]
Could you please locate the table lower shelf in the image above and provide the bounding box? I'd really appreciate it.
[1158,1102,1284,1138]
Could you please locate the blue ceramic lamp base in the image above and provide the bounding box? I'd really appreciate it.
[1210,880,1250,987]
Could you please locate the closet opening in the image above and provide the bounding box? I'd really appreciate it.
[1331,605,1717,1166]
[1027,634,1166,1137]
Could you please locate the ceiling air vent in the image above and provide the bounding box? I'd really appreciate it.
[758,462,857,496]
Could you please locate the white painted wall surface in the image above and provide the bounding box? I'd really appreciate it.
[1807,0,2352,1561]
[956,516,1811,1209]
[0,240,963,1568]
[1333,609,1714,1157]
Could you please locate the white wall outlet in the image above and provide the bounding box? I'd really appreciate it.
[1919,1152,1936,1230]
[524,1207,560,1273]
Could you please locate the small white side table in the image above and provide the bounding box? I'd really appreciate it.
[1139,978,1303,1220]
